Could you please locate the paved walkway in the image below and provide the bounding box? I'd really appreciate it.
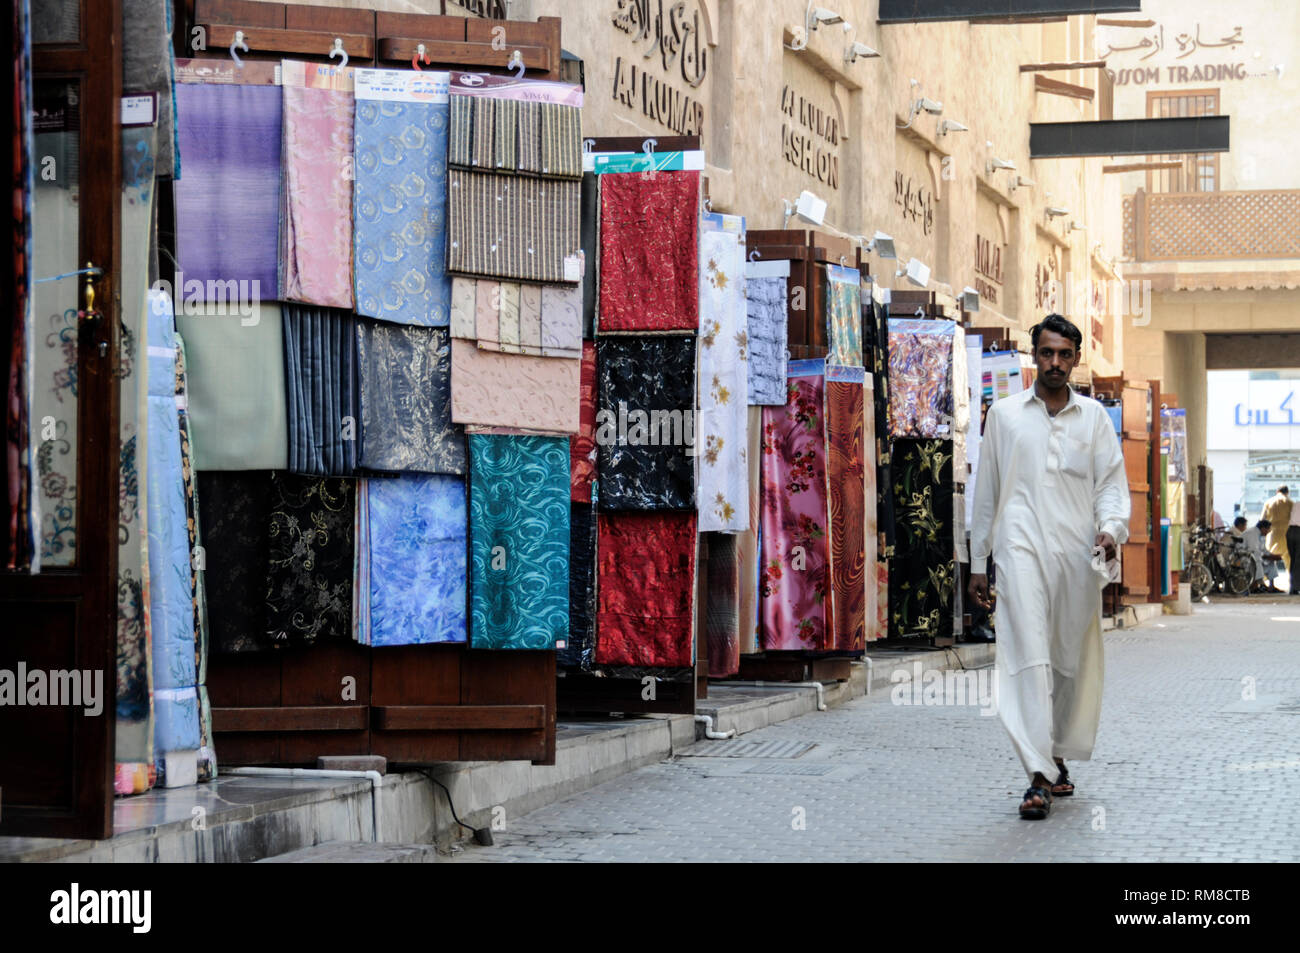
[456,599,1300,862]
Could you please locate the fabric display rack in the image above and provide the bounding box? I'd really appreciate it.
[173,2,576,770]
[1094,374,1163,606]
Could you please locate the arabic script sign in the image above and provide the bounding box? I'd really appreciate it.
[1235,392,1297,427]
[1099,21,1266,85]
[610,0,708,135]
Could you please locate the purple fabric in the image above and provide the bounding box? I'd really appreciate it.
[174,83,281,296]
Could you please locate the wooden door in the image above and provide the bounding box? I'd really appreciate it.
[1,0,122,838]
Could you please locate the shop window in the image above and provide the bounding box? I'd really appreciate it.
[1146,89,1219,193]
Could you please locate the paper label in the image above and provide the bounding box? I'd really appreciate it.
[355,68,450,103]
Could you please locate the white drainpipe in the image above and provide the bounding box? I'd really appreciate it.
[224,767,385,843]
[863,656,873,696]
[694,714,736,739]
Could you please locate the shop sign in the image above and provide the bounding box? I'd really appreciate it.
[895,171,933,236]
[610,0,708,136]
[780,85,840,189]
[973,233,1003,305]
[1099,21,1264,85]
[447,0,510,17]
[1034,247,1061,312]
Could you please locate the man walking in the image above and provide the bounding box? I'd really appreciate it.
[969,314,1130,820]
[1261,486,1292,574]
[1288,497,1300,595]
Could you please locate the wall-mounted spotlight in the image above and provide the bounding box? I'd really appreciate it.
[1009,174,1035,192]
[1068,220,1087,233]
[844,41,879,63]
[986,156,1016,176]
[937,119,968,136]
[864,230,896,259]
[808,7,845,29]
[899,80,943,128]
[895,257,931,288]
[782,190,828,228]
[961,287,981,313]
[1045,206,1070,219]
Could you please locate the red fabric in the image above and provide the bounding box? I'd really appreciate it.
[826,379,866,652]
[596,511,697,666]
[597,171,699,332]
[570,341,597,501]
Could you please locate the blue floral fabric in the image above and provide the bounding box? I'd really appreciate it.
[353,97,451,326]
[469,435,570,649]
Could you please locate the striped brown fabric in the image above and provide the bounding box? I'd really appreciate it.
[540,103,582,179]
[449,94,473,168]
[471,97,495,168]
[493,98,519,171]
[448,170,581,283]
[517,101,543,174]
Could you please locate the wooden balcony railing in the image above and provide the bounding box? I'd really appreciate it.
[1123,188,1300,262]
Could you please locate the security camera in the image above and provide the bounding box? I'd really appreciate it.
[844,41,879,63]
[1046,206,1070,218]
[917,97,943,115]
[1009,174,1035,192]
[986,157,1016,175]
[937,119,968,136]
[809,7,844,28]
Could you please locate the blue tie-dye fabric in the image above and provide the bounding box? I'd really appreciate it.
[469,435,570,650]
[353,97,451,326]
[359,473,467,646]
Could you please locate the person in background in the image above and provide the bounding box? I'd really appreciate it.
[1261,486,1292,574]
[1238,518,1280,593]
[969,314,1130,821]
[1230,516,1246,539]
[1289,496,1300,596]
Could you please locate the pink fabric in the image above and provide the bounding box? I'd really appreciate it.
[760,373,831,651]
[279,86,355,308]
[450,339,580,433]
[475,280,501,351]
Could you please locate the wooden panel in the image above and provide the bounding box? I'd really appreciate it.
[459,650,555,764]
[283,3,373,34]
[375,12,468,41]
[214,706,368,731]
[378,38,551,72]
[369,644,461,763]
[203,24,374,59]
[195,0,286,28]
[205,651,281,763]
[372,705,545,731]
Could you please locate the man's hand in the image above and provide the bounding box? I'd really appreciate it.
[968,573,993,610]
[1095,531,1117,561]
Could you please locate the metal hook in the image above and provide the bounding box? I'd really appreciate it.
[749,250,761,261]
[328,38,348,70]
[840,255,847,267]
[642,138,658,155]
[412,43,427,71]
[583,138,596,153]
[230,29,249,68]
[507,49,526,79]
[915,306,925,318]
[703,196,713,213]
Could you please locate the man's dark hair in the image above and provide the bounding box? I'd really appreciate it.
[1234,516,1248,529]
[1030,313,1083,351]
[1280,486,1289,495]
[1259,519,1272,531]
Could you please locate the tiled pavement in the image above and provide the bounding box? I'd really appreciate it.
[455,598,1300,862]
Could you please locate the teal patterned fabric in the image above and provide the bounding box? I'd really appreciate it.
[824,264,863,368]
[353,97,450,326]
[469,434,569,649]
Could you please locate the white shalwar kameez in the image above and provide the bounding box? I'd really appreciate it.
[970,385,1130,780]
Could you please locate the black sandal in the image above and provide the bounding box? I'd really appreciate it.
[1019,785,1052,820]
[1052,765,1074,797]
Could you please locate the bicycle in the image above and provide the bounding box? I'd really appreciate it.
[1184,524,1255,598]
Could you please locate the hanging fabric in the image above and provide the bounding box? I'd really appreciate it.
[282,305,360,477]
[540,270,584,357]
[468,434,570,650]
[596,336,696,510]
[116,123,160,795]
[559,498,598,671]
[449,338,581,434]
[447,170,581,283]
[824,264,863,368]
[889,438,955,640]
[745,265,789,406]
[888,318,957,440]
[355,473,467,647]
[352,69,451,327]
[597,171,699,332]
[175,304,289,470]
[266,473,355,647]
[145,290,201,787]
[450,276,476,340]
[173,333,217,778]
[825,364,867,652]
[595,511,697,666]
[173,83,281,296]
[356,321,466,475]
[124,0,178,178]
[760,360,831,651]
[518,283,544,355]
[696,224,748,532]
[705,533,741,677]
[570,341,597,501]
[863,373,880,641]
[279,69,355,309]
[197,471,272,654]
[737,406,763,654]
